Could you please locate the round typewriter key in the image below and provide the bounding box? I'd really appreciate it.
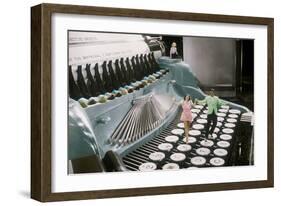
[119,88,128,95]
[217,112,226,117]
[222,128,234,134]
[217,141,231,148]
[105,92,115,99]
[192,124,204,130]
[210,157,225,166]
[188,130,201,136]
[148,75,156,81]
[200,140,214,147]
[153,73,160,79]
[224,123,236,128]
[220,134,232,141]
[165,135,179,143]
[177,144,192,152]
[218,109,228,113]
[137,81,145,87]
[221,105,230,110]
[87,97,97,105]
[203,110,208,114]
[78,98,88,108]
[171,129,185,136]
[158,143,173,152]
[229,109,241,114]
[196,147,211,156]
[200,114,207,119]
[217,117,225,122]
[191,109,200,113]
[162,163,180,170]
[187,136,197,144]
[139,162,157,172]
[141,80,148,86]
[177,123,184,129]
[227,118,237,123]
[124,85,134,93]
[131,82,140,89]
[195,105,203,109]
[170,153,186,162]
[112,89,120,95]
[228,114,239,119]
[191,156,206,166]
[197,119,208,124]
[149,152,165,162]
[214,148,228,157]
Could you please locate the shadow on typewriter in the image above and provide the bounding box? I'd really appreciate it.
[71,150,128,173]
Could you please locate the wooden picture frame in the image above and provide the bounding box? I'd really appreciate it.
[31,3,274,202]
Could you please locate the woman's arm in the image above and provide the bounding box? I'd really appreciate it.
[190,100,194,106]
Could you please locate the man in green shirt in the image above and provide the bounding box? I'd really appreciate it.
[195,89,227,140]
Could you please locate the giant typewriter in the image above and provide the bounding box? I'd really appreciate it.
[68,32,254,173]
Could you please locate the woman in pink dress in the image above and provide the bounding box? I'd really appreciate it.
[180,95,193,143]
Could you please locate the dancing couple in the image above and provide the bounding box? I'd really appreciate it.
[180,89,227,143]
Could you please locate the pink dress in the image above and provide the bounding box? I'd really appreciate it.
[180,101,193,122]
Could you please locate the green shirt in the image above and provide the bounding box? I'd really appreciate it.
[197,96,226,114]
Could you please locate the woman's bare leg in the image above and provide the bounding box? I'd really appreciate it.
[184,121,190,143]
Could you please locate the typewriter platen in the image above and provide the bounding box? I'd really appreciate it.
[68,32,254,174]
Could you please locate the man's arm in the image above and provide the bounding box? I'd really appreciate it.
[217,97,227,107]
[196,97,207,105]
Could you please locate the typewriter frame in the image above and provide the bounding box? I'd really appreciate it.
[31,3,274,202]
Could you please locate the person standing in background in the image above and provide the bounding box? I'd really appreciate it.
[180,95,193,143]
[195,89,227,140]
[170,42,178,59]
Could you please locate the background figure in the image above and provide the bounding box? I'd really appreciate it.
[196,89,226,139]
[170,42,178,59]
[180,95,193,143]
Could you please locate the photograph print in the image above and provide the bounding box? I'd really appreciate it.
[68,30,254,174]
